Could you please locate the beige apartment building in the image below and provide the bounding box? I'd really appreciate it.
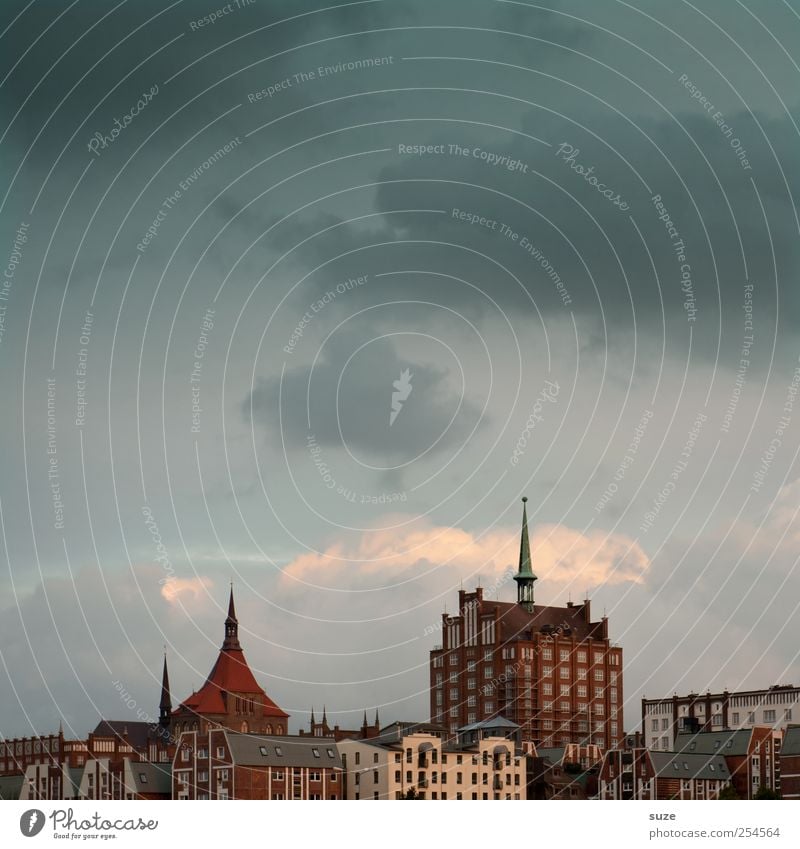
[338,731,528,800]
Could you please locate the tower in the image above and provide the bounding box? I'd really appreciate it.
[159,653,172,730]
[513,496,537,612]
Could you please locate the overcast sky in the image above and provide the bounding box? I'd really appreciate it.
[1,0,799,740]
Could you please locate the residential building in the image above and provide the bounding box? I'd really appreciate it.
[598,747,731,800]
[674,728,778,799]
[642,684,799,750]
[529,743,603,799]
[339,729,528,800]
[779,725,800,799]
[172,729,342,800]
[429,498,623,747]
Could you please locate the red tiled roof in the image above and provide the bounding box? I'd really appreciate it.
[176,648,288,719]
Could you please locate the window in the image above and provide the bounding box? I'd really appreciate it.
[484,649,493,661]
[467,678,476,690]
[543,683,552,695]
[483,667,493,678]
[594,652,603,664]
[732,712,739,724]
[275,747,283,757]
[785,709,793,721]
[560,667,570,679]
[577,669,587,679]
[467,695,476,707]
[610,687,617,702]
[577,685,587,698]
[764,710,776,723]
[181,749,190,762]
[596,687,605,699]
[216,747,225,758]
[373,770,379,783]
[327,749,336,758]
[543,666,552,677]
[355,752,360,766]
[435,673,443,685]
[197,748,208,759]
[748,712,756,724]
[594,669,604,681]
[197,771,208,782]
[542,647,552,660]
[449,654,458,665]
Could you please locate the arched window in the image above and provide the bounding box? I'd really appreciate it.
[276,725,284,735]
[241,722,249,733]
[266,724,273,734]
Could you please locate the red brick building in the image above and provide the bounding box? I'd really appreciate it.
[172,589,289,736]
[173,729,343,800]
[674,728,779,799]
[429,499,623,747]
[779,725,800,799]
[598,747,731,800]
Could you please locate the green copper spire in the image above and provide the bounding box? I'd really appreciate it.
[514,497,537,611]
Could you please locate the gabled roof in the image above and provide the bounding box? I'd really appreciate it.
[537,746,567,764]
[91,720,156,751]
[650,751,731,781]
[225,733,342,768]
[781,725,800,756]
[130,762,172,795]
[675,729,752,757]
[0,774,23,800]
[458,716,520,732]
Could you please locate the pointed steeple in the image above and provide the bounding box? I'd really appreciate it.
[222,585,241,650]
[514,497,537,612]
[322,705,328,726]
[374,708,380,729]
[159,653,172,728]
[362,710,368,731]
[310,706,316,727]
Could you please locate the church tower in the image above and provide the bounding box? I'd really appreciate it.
[513,497,537,612]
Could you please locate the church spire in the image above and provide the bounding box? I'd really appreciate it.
[374,708,380,729]
[223,586,241,650]
[159,653,172,729]
[514,497,537,612]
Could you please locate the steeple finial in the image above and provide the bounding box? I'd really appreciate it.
[374,708,380,728]
[223,587,241,650]
[322,705,328,725]
[514,497,537,612]
[310,706,316,727]
[159,653,172,728]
